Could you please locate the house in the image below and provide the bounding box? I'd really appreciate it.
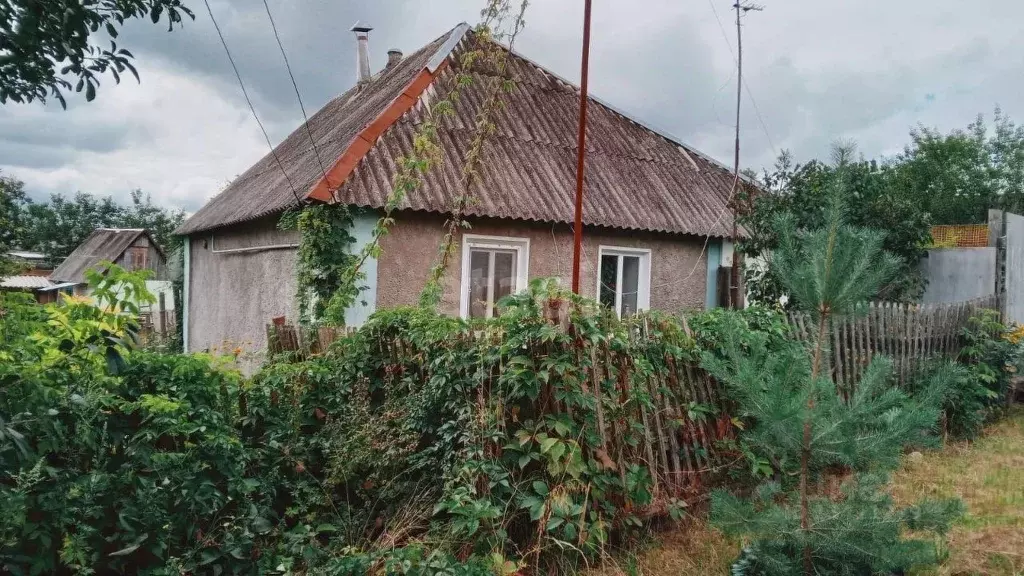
[1,249,57,302]
[49,228,176,334]
[176,23,748,355]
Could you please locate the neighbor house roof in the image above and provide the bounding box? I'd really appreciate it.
[50,228,160,284]
[177,23,747,237]
[0,275,55,290]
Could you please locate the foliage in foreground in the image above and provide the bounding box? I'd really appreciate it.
[2,267,754,574]
[1,0,194,107]
[707,181,964,575]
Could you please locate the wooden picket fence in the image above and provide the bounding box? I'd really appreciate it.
[265,318,734,505]
[786,295,1000,393]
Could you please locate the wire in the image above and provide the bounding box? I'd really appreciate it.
[260,0,334,195]
[202,0,303,206]
[705,0,778,157]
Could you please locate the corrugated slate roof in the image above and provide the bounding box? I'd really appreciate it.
[177,24,743,237]
[0,275,55,289]
[50,229,150,284]
[176,27,460,235]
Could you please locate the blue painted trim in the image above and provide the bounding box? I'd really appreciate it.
[344,211,379,326]
[182,237,190,352]
[705,241,721,309]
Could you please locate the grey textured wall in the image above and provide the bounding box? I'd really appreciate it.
[1004,212,1024,324]
[187,215,299,363]
[377,212,710,315]
[920,247,996,304]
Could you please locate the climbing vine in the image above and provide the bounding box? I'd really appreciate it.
[419,0,530,309]
[283,0,530,325]
[278,203,358,324]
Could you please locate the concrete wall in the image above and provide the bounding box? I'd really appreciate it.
[920,247,996,304]
[1005,212,1024,324]
[187,215,299,358]
[376,212,711,315]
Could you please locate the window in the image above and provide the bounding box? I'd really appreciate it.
[460,235,530,319]
[125,246,148,271]
[597,246,651,317]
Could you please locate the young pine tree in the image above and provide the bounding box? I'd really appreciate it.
[704,177,963,575]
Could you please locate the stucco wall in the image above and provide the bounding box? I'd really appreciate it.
[377,212,710,315]
[920,247,996,304]
[187,216,299,358]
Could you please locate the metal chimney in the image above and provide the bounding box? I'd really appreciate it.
[351,22,373,84]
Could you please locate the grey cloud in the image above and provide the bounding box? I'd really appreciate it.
[4,0,1024,214]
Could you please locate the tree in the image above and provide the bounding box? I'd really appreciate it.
[119,189,185,254]
[742,144,932,306]
[705,175,963,575]
[1,0,194,107]
[897,108,1024,224]
[0,176,185,267]
[0,172,30,276]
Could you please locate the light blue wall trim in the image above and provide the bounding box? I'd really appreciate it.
[182,237,190,352]
[345,211,379,326]
[705,241,722,309]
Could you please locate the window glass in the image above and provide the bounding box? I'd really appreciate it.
[600,254,618,308]
[469,249,490,319]
[492,250,516,306]
[621,255,640,316]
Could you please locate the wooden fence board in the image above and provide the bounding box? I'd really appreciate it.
[786,296,997,387]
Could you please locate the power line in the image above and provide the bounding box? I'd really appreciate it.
[260,0,334,195]
[706,0,777,157]
[202,0,302,205]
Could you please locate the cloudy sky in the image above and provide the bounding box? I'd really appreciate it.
[2,0,1021,213]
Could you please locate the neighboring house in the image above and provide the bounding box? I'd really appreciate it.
[1,249,58,302]
[176,23,749,355]
[49,228,176,334]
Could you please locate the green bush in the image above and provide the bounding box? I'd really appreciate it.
[0,267,278,575]
[907,360,995,441]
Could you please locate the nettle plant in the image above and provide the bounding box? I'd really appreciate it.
[703,180,964,575]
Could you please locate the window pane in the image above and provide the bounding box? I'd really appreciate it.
[469,249,490,319]
[492,251,516,308]
[621,255,640,316]
[600,254,618,308]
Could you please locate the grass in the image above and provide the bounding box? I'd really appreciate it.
[893,408,1024,576]
[586,408,1024,575]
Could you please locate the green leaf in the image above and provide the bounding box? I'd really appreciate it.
[109,533,147,556]
[532,480,549,497]
[539,437,558,454]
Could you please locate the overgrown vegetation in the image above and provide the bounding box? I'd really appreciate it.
[743,108,1024,306]
[2,265,746,574]
[706,178,966,575]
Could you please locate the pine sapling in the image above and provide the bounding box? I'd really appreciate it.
[704,174,964,575]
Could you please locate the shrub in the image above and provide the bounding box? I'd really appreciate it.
[907,360,995,441]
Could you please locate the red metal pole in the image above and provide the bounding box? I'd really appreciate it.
[571,0,593,294]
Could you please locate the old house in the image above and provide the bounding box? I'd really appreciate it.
[49,228,176,333]
[176,23,746,355]
[1,249,56,302]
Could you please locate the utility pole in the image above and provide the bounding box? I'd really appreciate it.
[729,1,762,308]
[571,0,593,294]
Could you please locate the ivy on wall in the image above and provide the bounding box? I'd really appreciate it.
[278,204,358,325]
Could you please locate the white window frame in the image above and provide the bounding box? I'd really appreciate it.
[596,246,652,317]
[460,234,530,319]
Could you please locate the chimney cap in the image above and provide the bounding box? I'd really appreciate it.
[350,21,373,33]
